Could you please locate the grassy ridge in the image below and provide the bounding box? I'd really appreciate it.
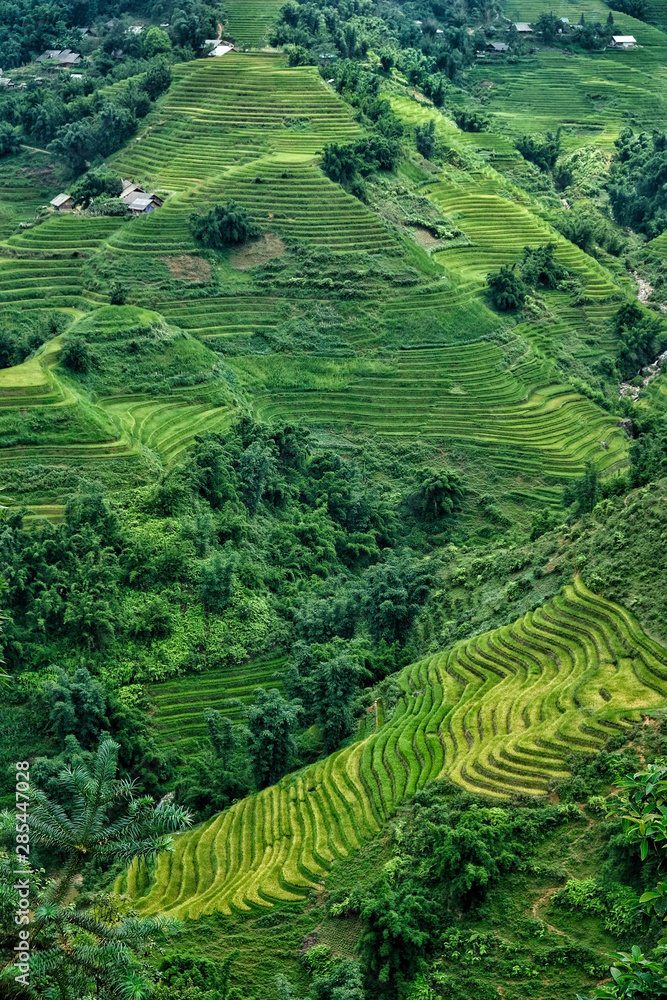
[119,579,667,917]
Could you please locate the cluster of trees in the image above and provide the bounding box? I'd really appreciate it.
[0,0,221,70]
[270,0,486,83]
[0,418,462,810]
[319,60,404,194]
[0,736,195,999]
[613,300,665,379]
[551,204,625,256]
[0,310,64,369]
[487,242,570,311]
[535,10,616,49]
[608,129,667,238]
[516,128,563,173]
[190,200,262,247]
[323,783,568,993]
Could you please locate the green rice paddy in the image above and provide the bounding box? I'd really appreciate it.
[119,579,667,917]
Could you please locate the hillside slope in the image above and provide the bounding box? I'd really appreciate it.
[119,578,667,917]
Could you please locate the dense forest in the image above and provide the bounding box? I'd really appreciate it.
[1,0,667,996]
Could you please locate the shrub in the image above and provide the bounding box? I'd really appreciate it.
[487,265,527,310]
[516,129,562,172]
[190,200,261,247]
[0,121,20,156]
[415,119,437,159]
[60,337,92,374]
[453,110,489,133]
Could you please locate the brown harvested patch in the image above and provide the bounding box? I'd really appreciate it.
[230,232,286,270]
[411,226,442,251]
[163,255,212,283]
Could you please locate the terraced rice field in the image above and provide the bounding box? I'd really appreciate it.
[253,342,626,484]
[466,22,667,139]
[110,55,362,187]
[102,389,235,464]
[120,580,667,916]
[108,159,396,255]
[148,656,288,751]
[224,0,285,46]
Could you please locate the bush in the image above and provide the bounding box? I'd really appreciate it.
[453,110,489,133]
[516,129,562,172]
[60,337,92,374]
[0,122,20,156]
[487,265,527,310]
[190,200,261,247]
[415,119,436,159]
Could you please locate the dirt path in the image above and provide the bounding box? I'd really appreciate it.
[532,887,565,935]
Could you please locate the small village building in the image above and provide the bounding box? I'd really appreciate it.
[50,193,74,211]
[36,49,81,67]
[204,40,234,56]
[120,181,143,201]
[57,50,82,66]
[0,78,13,87]
[125,193,163,214]
[127,25,143,35]
[513,22,533,32]
[487,41,508,52]
[610,34,636,46]
[36,49,61,62]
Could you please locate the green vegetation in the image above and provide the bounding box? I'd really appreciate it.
[4,0,667,995]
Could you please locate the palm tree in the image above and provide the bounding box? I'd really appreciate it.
[1,736,193,999]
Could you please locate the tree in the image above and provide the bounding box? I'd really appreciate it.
[60,336,92,374]
[141,59,172,99]
[417,469,463,520]
[614,301,665,380]
[110,280,127,305]
[238,440,273,514]
[45,667,106,749]
[0,122,20,156]
[309,960,365,1000]
[415,119,437,159]
[359,875,439,986]
[321,142,361,184]
[563,461,600,515]
[487,265,527,311]
[48,120,91,174]
[313,654,363,753]
[453,110,490,133]
[516,129,562,171]
[199,549,237,612]
[70,167,123,208]
[143,27,172,58]
[362,557,431,644]
[174,711,250,819]
[536,11,562,44]
[190,200,261,247]
[379,48,396,71]
[95,102,137,158]
[520,242,569,289]
[245,688,301,789]
[0,737,192,998]
[155,951,240,1000]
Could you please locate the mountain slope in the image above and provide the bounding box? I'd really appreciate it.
[118,578,667,917]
